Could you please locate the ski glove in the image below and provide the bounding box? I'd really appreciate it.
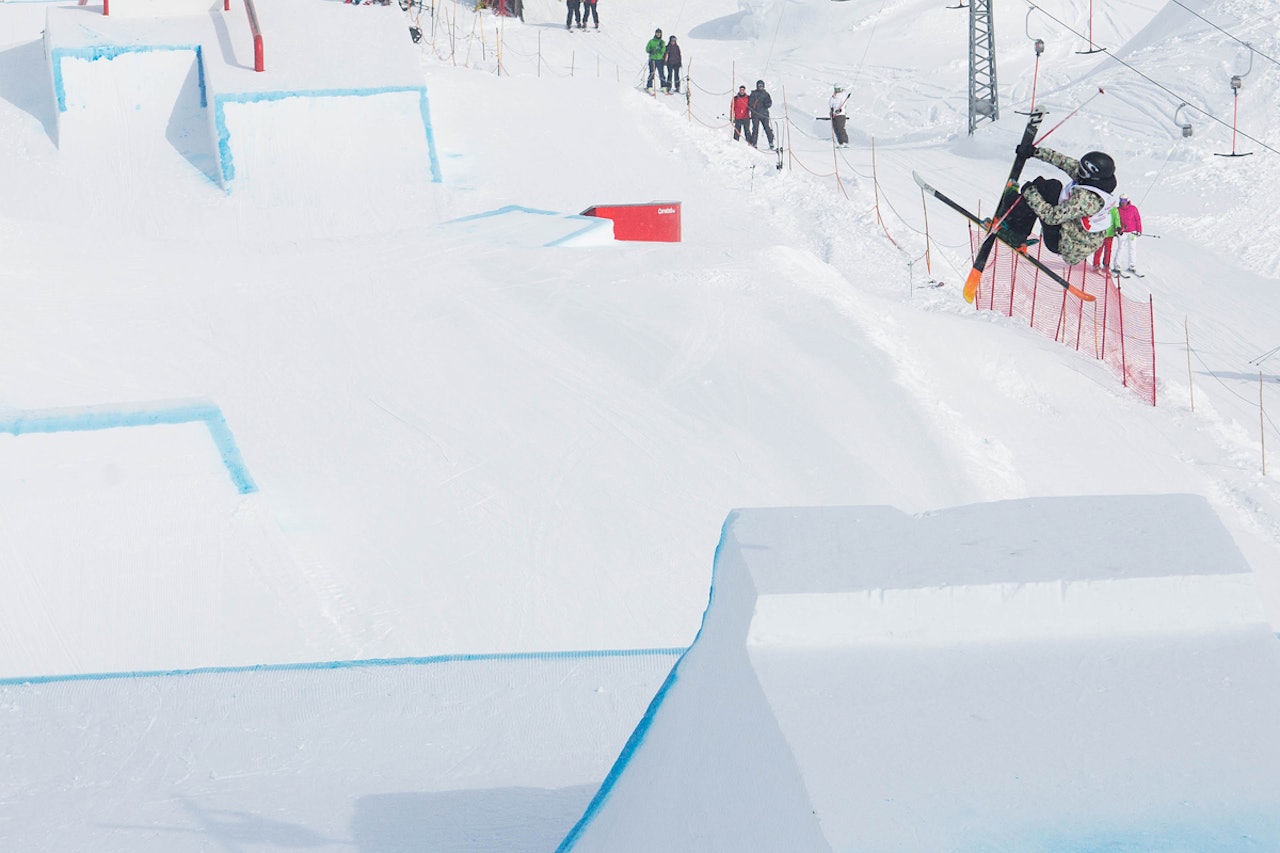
[1016,142,1037,159]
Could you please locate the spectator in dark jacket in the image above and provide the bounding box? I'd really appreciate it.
[664,36,683,94]
[565,0,582,29]
[582,0,598,28]
[747,80,774,149]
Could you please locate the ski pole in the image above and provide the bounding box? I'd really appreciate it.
[1035,86,1105,145]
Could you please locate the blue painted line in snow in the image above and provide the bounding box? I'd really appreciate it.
[213,85,443,189]
[0,400,257,494]
[444,204,557,223]
[416,87,443,184]
[442,205,610,247]
[0,648,687,688]
[50,44,206,113]
[556,511,735,852]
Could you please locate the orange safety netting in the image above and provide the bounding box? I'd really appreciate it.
[971,236,1156,406]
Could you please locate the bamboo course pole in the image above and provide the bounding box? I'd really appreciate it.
[1185,317,1195,412]
[782,86,791,171]
[685,58,692,122]
[921,188,933,275]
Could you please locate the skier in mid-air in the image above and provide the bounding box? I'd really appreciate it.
[1001,144,1119,267]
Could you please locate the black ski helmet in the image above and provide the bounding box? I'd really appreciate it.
[756,79,765,88]
[1076,151,1115,183]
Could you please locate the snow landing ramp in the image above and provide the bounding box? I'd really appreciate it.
[560,496,1280,852]
[43,0,439,201]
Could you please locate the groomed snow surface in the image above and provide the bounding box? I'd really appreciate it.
[3,0,1280,849]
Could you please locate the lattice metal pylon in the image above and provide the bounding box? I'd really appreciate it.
[968,0,999,134]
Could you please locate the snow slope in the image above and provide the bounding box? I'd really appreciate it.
[1,0,1280,848]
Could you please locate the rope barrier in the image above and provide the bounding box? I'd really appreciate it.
[687,112,731,131]
[409,5,1132,295]
[1185,344,1280,442]
[690,79,733,97]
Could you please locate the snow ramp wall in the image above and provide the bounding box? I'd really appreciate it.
[560,496,1280,852]
[43,0,441,196]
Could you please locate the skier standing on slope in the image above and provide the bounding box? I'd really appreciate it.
[829,85,850,147]
[1114,196,1144,276]
[1001,144,1119,267]
[565,0,583,29]
[747,80,775,150]
[644,29,667,93]
[731,85,751,142]
[664,36,683,94]
[1091,206,1120,271]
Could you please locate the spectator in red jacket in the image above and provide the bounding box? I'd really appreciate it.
[731,85,751,142]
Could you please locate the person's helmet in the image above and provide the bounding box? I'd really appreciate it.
[654,29,662,36]
[1076,151,1115,183]
[738,85,747,91]
[833,85,844,93]
[756,80,765,88]
[1119,196,1130,204]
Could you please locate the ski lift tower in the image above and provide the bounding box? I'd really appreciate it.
[968,0,999,134]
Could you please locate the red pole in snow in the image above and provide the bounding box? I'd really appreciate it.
[244,0,265,72]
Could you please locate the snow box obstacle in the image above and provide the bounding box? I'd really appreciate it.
[42,0,440,200]
[560,496,1280,852]
[580,202,682,242]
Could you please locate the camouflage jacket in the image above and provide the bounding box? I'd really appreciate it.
[1020,146,1109,265]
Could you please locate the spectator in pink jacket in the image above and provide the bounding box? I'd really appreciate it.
[1115,196,1143,275]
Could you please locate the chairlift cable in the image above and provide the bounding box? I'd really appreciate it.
[1025,1,1280,157]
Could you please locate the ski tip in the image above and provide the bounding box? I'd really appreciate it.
[911,171,931,192]
[963,269,981,303]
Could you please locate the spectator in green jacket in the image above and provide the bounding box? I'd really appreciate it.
[645,29,667,93]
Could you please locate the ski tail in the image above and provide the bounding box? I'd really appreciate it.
[962,268,983,302]
[965,110,1045,303]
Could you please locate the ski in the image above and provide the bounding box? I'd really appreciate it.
[913,170,1096,303]
[963,110,1045,303]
